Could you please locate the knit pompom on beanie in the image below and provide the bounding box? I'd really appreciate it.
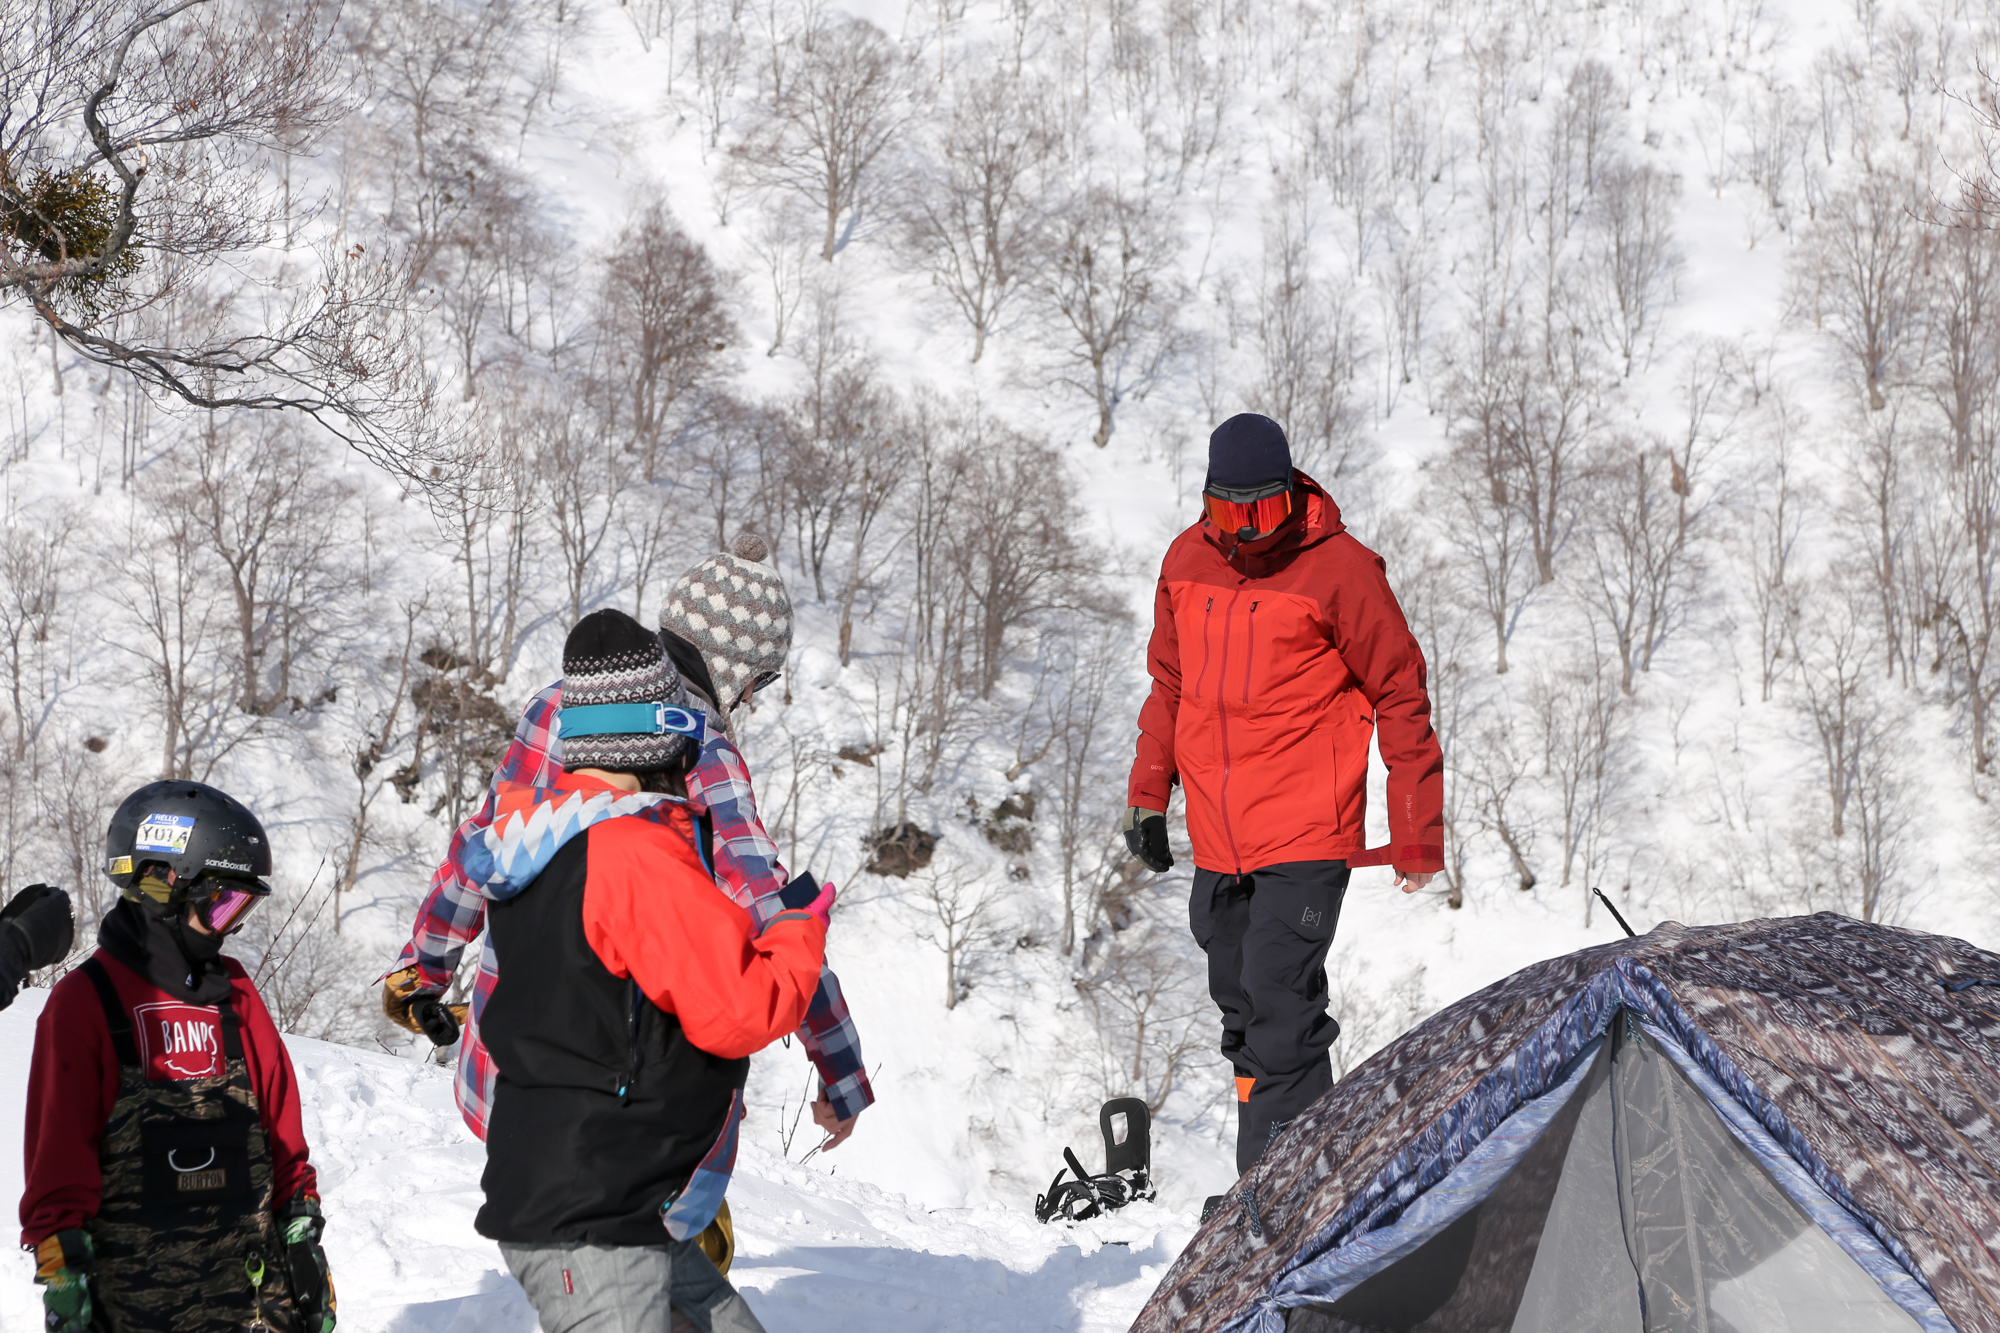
[661,531,793,719]
[559,608,691,773]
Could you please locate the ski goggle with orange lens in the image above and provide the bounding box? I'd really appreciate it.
[1202,481,1293,538]
[192,879,270,934]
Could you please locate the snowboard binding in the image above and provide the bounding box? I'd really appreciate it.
[1034,1097,1157,1224]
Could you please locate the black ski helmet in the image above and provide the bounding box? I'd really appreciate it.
[105,780,274,899]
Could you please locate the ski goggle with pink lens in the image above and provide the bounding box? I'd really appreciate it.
[193,879,270,934]
[1202,479,1293,538]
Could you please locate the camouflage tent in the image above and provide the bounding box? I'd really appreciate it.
[1131,914,2000,1333]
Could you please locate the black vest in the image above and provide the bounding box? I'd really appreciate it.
[474,828,748,1245]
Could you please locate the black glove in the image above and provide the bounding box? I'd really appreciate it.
[2,883,74,969]
[1122,807,1173,873]
[279,1196,337,1333]
[410,992,462,1047]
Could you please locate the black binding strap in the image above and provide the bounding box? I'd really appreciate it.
[80,958,141,1069]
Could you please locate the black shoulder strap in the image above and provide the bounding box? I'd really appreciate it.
[80,957,141,1069]
[215,988,244,1062]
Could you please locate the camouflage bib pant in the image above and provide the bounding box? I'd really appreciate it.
[79,959,298,1333]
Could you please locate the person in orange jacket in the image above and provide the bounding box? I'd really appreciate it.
[474,608,830,1333]
[1124,413,1444,1176]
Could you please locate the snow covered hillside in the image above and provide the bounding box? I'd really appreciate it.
[0,989,1189,1332]
[8,0,2000,1321]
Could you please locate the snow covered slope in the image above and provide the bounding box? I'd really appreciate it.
[0,988,1190,1332]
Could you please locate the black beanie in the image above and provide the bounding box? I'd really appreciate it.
[560,609,691,773]
[1206,414,1292,489]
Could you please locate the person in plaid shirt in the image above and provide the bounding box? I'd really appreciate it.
[384,534,873,1155]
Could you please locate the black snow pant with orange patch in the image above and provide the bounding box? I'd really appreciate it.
[1189,861,1349,1176]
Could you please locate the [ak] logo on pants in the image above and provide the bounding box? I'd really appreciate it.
[1300,906,1322,929]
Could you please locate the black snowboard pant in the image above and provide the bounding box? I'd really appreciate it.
[1189,860,1349,1175]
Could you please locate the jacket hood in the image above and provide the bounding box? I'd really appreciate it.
[1200,469,1346,576]
[456,774,686,901]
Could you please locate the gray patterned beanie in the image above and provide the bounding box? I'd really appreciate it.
[661,532,793,719]
[558,609,693,773]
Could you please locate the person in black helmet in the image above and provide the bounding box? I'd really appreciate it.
[18,781,336,1333]
[0,882,75,1009]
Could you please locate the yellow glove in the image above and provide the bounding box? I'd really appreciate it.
[381,966,467,1044]
[697,1200,734,1275]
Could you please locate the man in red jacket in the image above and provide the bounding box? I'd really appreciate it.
[20,781,334,1333]
[1124,413,1444,1176]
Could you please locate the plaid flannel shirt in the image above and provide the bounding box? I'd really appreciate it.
[396,682,873,1138]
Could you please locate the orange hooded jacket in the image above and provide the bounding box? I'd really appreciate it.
[1128,471,1444,876]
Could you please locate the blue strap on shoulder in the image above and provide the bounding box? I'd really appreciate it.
[557,700,706,743]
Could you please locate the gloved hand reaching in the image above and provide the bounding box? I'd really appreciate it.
[3,883,74,969]
[1122,807,1173,873]
[34,1228,93,1333]
[1,883,73,1010]
[279,1195,337,1333]
[381,965,468,1047]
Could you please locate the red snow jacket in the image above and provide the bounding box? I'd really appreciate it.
[19,952,317,1245]
[1128,471,1444,876]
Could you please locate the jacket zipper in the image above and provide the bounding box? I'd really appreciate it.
[1194,596,1216,702]
[1242,602,1259,707]
[618,979,642,1105]
[1215,591,1243,873]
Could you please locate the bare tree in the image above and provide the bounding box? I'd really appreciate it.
[1468,702,1540,893]
[1,0,451,482]
[913,850,998,1010]
[1574,433,1707,693]
[431,402,535,684]
[1432,334,1556,673]
[1533,650,1631,901]
[898,68,1053,362]
[1075,916,1213,1112]
[0,510,76,763]
[335,598,421,931]
[1786,576,1913,920]
[1741,406,1811,703]
[595,196,734,478]
[1029,183,1184,448]
[942,429,1121,698]
[828,405,908,668]
[427,163,549,400]
[1589,158,1683,376]
[109,491,256,780]
[1372,523,1482,908]
[1037,613,1133,953]
[1795,177,1928,410]
[0,508,77,892]
[1254,185,1367,484]
[530,399,630,623]
[1845,402,1915,680]
[175,417,354,714]
[1787,574,1882,841]
[780,319,889,605]
[732,14,909,262]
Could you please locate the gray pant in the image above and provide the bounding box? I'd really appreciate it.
[500,1238,766,1333]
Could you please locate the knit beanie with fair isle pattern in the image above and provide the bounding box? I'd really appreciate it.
[559,609,691,773]
[661,532,792,728]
